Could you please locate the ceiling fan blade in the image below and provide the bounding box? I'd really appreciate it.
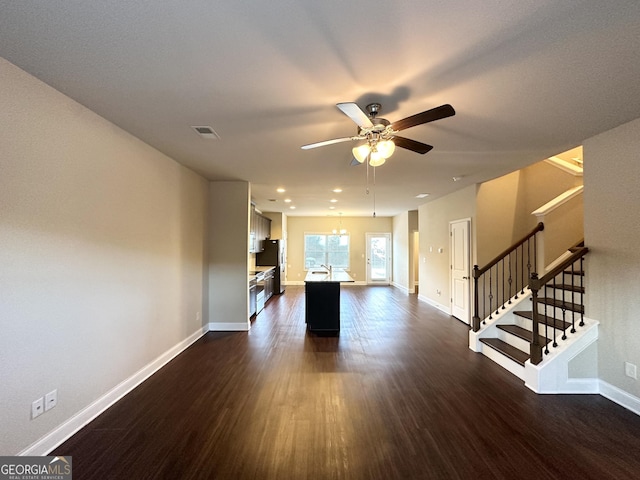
[301,136,360,150]
[393,136,434,154]
[350,156,364,166]
[336,102,374,129]
[391,104,455,132]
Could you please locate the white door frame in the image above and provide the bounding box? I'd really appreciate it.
[450,218,471,324]
[366,233,391,285]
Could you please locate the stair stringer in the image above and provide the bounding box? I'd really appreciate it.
[523,317,599,394]
[469,290,534,380]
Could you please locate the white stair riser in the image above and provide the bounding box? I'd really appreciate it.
[479,343,525,380]
[496,329,531,353]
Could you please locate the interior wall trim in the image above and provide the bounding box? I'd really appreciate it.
[19,326,208,456]
[600,380,640,416]
[418,294,451,315]
[208,322,251,332]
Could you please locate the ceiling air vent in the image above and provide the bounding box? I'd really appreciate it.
[191,126,220,140]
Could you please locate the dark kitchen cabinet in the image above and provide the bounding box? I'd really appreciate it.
[305,281,340,333]
[249,205,272,253]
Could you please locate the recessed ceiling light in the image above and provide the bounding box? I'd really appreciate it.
[284,198,292,203]
[289,205,296,210]
[415,193,430,198]
[329,206,336,210]
[452,176,464,182]
[276,187,286,193]
[332,188,342,193]
[330,199,338,203]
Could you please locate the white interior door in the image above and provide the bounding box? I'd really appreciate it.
[450,219,470,323]
[366,233,391,284]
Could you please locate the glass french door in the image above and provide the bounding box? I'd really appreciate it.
[366,233,391,284]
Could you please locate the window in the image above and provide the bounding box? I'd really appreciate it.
[304,233,350,270]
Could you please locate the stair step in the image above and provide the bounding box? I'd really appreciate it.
[514,311,572,330]
[479,338,530,366]
[537,297,584,314]
[563,269,584,276]
[497,324,551,345]
[545,284,585,293]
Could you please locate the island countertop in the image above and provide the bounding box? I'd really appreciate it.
[304,269,354,283]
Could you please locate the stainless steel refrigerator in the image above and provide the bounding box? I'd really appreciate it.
[256,239,285,294]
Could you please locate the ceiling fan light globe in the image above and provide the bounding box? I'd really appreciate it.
[377,140,395,158]
[352,144,370,163]
[369,153,386,167]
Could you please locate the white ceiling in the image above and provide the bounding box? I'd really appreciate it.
[1,1,639,216]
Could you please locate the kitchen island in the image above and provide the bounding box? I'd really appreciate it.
[304,268,354,335]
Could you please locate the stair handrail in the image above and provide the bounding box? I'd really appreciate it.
[474,222,544,277]
[529,246,589,364]
[530,246,588,290]
[472,222,544,331]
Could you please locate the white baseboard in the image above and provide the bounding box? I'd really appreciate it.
[20,326,209,456]
[600,380,640,416]
[391,282,409,294]
[208,321,250,331]
[418,294,451,315]
[287,280,367,286]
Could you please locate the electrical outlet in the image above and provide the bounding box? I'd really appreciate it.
[45,390,58,411]
[196,311,201,322]
[32,397,44,419]
[625,362,637,380]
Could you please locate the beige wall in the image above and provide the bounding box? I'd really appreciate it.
[476,160,583,267]
[286,216,392,283]
[476,171,522,266]
[418,185,477,309]
[584,116,640,398]
[208,182,250,330]
[392,212,410,290]
[0,59,209,454]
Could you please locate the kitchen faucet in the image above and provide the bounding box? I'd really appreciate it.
[320,264,332,274]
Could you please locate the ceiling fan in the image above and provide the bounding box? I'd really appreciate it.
[301,102,455,166]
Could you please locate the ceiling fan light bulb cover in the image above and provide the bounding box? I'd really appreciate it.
[352,144,370,163]
[377,140,395,158]
[369,154,386,167]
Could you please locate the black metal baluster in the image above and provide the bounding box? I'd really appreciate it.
[508,252,513,304]
[570,260,576,333]
[488,268,494,320]
[514,247,519,300]
[579,257,585,327]
[501,259,506,310]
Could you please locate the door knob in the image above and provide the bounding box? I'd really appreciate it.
[463,276,469,280]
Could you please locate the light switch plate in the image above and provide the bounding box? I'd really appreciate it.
[32,397,44,419]
[45,389,58,411]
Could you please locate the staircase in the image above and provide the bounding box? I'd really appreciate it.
[470,240,598,393]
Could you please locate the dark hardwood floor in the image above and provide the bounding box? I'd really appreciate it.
[54,286,640,479]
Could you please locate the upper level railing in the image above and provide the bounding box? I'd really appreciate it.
[529,245,588,364]
[472,222,545,332]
